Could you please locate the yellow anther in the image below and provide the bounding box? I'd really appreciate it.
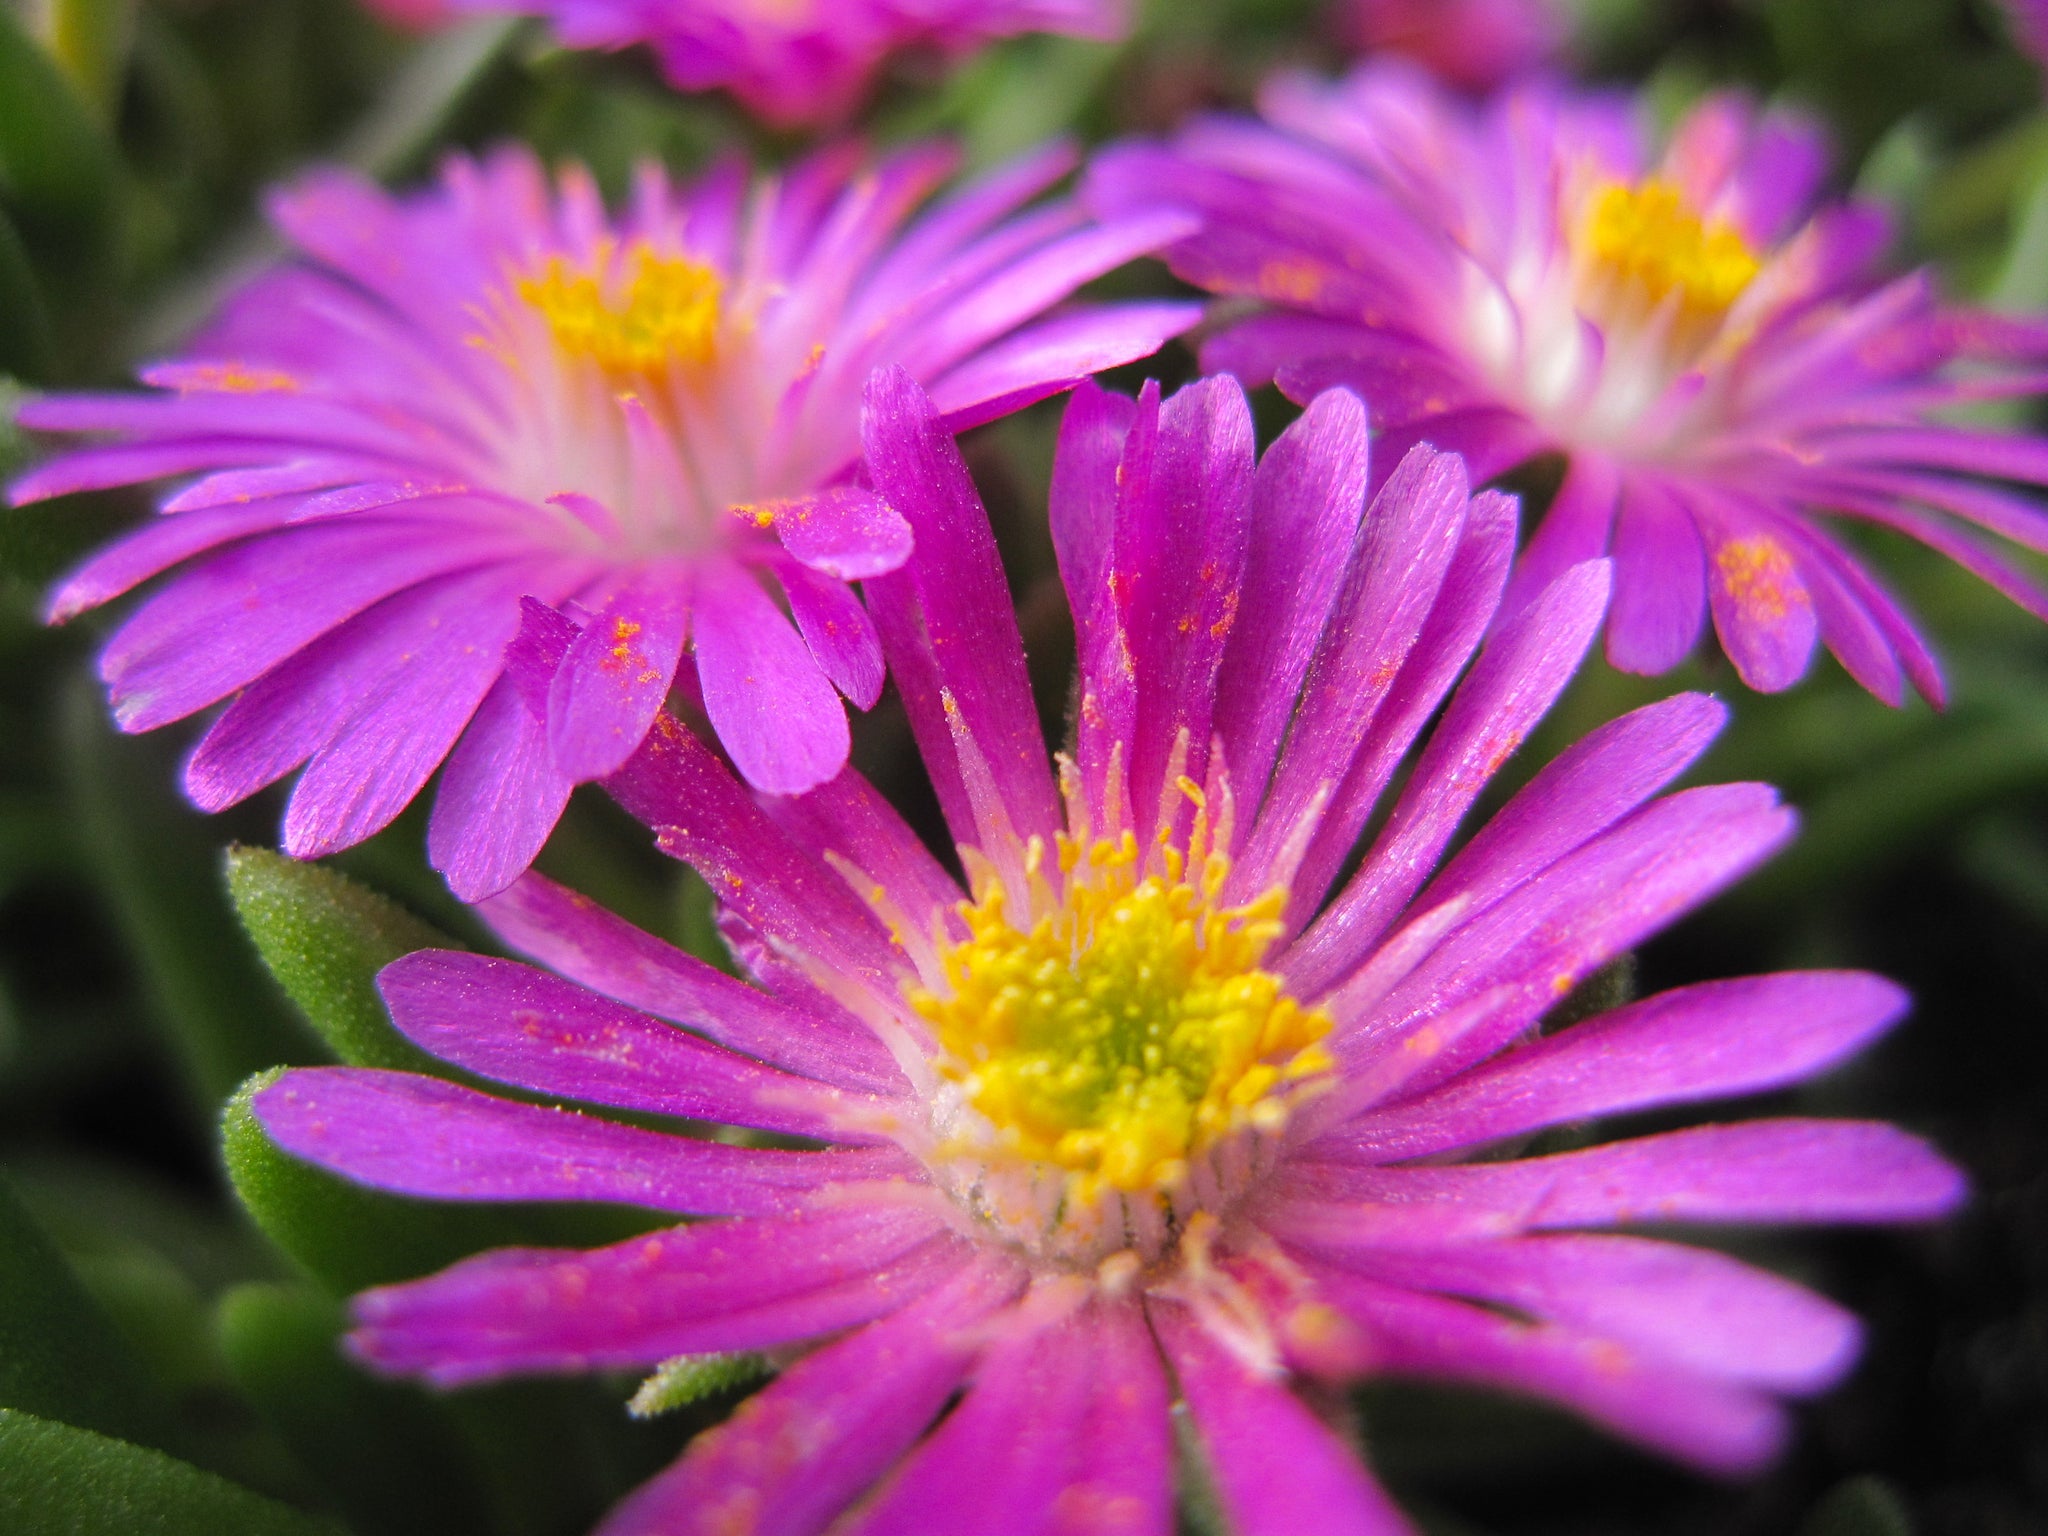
[1579,178,1759,322]
[912,836,1333,1201]
[519,240,724,376]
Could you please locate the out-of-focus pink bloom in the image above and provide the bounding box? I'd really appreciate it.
[255,370,1963,1536]
[2003,0,2048,72]
[362,0,460,30]
[1091,67,2048,704]
[1339,0,1566,91]
[432,0,1127,126]
[13,143,1196,899]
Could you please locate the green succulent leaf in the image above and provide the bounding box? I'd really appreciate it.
[64,682,318,1106]
[0,1408,338,1536]
[0,1173,175,1454]
[218,1283,496,1536]
[0,5,120,239]
[225,847,456,1074]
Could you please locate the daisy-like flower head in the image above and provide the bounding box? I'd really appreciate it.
[426,0,1127,127]
[254,368,1963,1536]
[13,141,1197,899]
[1088,67,2048,704]
[1338,0,1566,91]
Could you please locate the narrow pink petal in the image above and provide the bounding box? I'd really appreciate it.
[101,518,510,732]
[1414,692,1728,924]
[476,872,902,1094]
[595,1256,1028,1536]
[428,674,574,904]
[1048,379,1138,632]
[841,1296,1170,1536]
[281,565,535,857]
[765,486,913,581]
[1701,514,1820,692]
[693,561,849,796]
[46,501,294,623]
[1290,1119,1966,1229]
[548,566,693,785]
[1311,1269,1790,1476]
[1301,560,1610,978]
[1499,453,1620,621]
[927,302,1204,431]
[1313,1233,1860,1393]
[1240,444,1472,899]
[862,366,1061,851]
[1334,970,1910,1162]
[757,768,967,944]
[603,711,909,1010]
[376,952,879,1139]
[254,1068,898,1217]
[185,571,494,814]
[348,1203,965,1386]
[1213,387,1373,807]
[1263,486,1517,938]
[1152,1299,1415,1536]
[773,557,886,710]
[1324,783,1800,1087]
[1606,478,1707,675]
[1117,375,1258,823]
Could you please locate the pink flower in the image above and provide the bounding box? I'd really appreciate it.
[437,0,1127,126]
[12,142,1195,899]
[255,369,1963,1536]
[1090,68,2048,703]
[1339,0,1566,90]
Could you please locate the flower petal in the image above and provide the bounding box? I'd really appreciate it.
[376,951,879,1139]
[254,1067,897,1217]
[595,1255,1028,1536]
[1333,970,1910,1162]
[476,872,902,1094]
[765,487,914,581]
[348,1202,964,1386]
[549,567,693,784]
[693,561,850,796]
[1152,1299,1414,1536]
[862,366,1061,852]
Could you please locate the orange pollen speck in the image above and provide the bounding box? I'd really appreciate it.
[1715,535,1802,621]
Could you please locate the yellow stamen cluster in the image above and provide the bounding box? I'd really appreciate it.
[913,834,1332,1202]
[1580,178,1760,323]
[518,241,724,376]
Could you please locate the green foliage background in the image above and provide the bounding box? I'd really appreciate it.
[0,1,2044,1532]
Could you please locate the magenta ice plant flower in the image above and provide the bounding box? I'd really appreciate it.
[12,141,1196,900]
[426,0,1127,127]
[1089,67,2048,704]
[1338,0,1566,91]
[253,367,1963,1536]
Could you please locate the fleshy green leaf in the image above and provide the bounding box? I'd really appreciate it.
[0,1408,338,1536]
[221,1072,658,1298]
[225,846,454,1073]
[0,5,120,238]
[0,1172,175,1453]
[64,679,317,1106]
[218,1283,497,1536]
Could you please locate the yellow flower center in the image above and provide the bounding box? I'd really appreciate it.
[517,241,724,377]
[1578,178,1760,324]
[912,832,1332,1203]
